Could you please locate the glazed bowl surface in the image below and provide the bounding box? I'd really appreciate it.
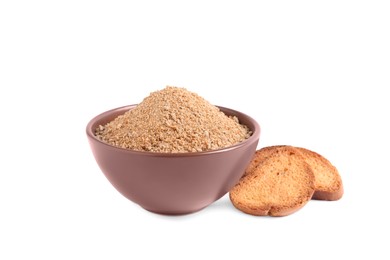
[86,105,260,215]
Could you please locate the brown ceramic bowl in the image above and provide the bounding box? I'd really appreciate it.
[86,105,260,215]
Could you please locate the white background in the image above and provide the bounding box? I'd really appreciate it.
[1,1,389,259]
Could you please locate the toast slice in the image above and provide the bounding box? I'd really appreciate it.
[230,146,315,216]
[243,145,344,201]
[243,145,285,176]
[295,147,343,201]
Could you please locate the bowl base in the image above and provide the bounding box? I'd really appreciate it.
[141,205,207,216]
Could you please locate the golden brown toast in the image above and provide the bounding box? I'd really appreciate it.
[295,147,343,201]
[230,146,315,216]
[243,145,285,176]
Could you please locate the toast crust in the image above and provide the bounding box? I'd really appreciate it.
[295,147,343,201]
[243,145,344,201]
[230,146,315,217]
[243,145,286,176]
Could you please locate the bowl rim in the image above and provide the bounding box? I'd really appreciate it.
[86,104,260,157]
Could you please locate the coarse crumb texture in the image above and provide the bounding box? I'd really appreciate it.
[95,86,251,153]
